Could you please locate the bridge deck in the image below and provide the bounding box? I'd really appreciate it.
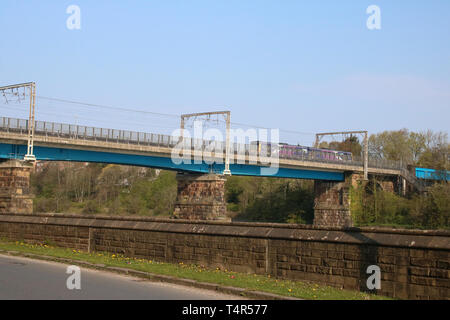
[0,129,402,179]
[0,116,408,180]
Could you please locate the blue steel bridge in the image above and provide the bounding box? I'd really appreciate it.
[0,117,445,183]
[415,167,450,181]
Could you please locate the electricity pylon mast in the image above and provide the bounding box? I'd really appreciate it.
[315,130,369,180]
[180,111,231,175]
[0,82,37,161]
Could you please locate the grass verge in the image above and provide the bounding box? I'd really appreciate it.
[0,239,391,300]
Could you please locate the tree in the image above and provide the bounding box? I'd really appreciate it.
[369,129,412,162]
[368,129,449,170]
[328,136,362,157]
[417,131,449,170]
[408,132,426,163]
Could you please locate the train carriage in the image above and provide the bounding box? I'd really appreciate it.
[250,140,353,162]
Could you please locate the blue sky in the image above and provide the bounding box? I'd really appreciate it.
[1,1,449,145]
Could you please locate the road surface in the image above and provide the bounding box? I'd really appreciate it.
[0,254,243,300]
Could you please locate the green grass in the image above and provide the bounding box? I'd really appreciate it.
[354,222,450,231]
[0,239,392,300]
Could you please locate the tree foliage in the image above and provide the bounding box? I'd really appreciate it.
[32,162,176,216]
[351,180,449,230]
[369,129,449,169]
[226,177,314,224]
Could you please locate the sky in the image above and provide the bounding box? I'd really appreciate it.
[1,1,449,145]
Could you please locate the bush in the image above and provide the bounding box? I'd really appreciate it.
[409,183,449,229]
[351,179,449,230]
[230,178,314,224]
[82,200,100,214]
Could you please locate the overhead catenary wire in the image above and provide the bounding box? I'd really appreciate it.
[37,96,180,119]
[36,95,316,136]
[1,95,318,146]
[0,104,183,131]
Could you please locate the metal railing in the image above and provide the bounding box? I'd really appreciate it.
[0,116,406,172]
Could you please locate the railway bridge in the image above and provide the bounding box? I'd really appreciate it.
[0,116,440,227]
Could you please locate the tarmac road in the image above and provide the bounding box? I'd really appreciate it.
[0,254,243,300]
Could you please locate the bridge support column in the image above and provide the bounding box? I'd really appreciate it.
[173,173,229,221]
[313,173,361,228]
[0,159,34,214]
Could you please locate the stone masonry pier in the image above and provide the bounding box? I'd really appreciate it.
[173,173,229,221]
[314,173,398,228]
[0,159,33,214]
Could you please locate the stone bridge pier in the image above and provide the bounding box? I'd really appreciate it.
[173,173,229,221]
[313,173,355,228]
[313,172,398,228]
[0,159,34,214]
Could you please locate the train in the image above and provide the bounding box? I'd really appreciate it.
[250,141,353,162]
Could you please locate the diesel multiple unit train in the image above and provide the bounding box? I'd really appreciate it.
[251,141,353,162]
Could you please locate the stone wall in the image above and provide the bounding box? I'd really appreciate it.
[0,213,448,300]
